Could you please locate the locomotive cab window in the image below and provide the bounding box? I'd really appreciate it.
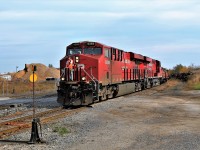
[67,48,82,55]
[104,48,111,58]
[84,48,102,55]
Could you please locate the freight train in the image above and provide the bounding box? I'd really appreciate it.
[57,41,168,106]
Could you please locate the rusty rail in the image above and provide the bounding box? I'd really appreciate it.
[0,107,86,138]
[0,107,62,127]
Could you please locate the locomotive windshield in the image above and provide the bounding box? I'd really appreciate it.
[67,47,102,55]
[84,48,102,55]
[67,48,82,55]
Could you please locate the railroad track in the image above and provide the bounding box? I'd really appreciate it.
[0,109,33,121]
[0,107,86,138]
[0,105,11,110]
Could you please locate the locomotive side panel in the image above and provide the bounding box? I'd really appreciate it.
[98,52,111,85]
[111,60,124,83]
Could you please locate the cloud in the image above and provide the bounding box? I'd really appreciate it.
[1,0,200,26]
[111,0,200,25]
[151,43,200,53]
[156,11,200,23]
[0,0,200,72]
[0,11,142,20]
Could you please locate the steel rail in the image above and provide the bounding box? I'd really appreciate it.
[0,107,62,127]
[0,107,86,138]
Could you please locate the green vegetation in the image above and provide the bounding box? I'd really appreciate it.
[53,126,70,136]
[169,64,200,90]
[48,64,53,68]
[193,83,200,90]
[168,64,200,75]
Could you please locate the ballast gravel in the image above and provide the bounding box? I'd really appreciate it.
[0,89,200,150]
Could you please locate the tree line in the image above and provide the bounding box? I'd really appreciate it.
[168,64,200,82]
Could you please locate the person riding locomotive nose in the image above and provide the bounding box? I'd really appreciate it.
[66,57,74,81]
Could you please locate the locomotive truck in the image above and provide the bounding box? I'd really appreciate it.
[57,41,168,106]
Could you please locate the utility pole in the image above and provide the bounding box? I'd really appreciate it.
[2,81,4,96]
[6,78,8,96]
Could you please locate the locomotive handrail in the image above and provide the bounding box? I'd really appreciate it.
[60,68,65,78]
[80,67,98,91]
[90,67,98,82]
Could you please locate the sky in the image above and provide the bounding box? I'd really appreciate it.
[0,0,200,73]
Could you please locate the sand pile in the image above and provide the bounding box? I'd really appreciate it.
[12,63,60,81]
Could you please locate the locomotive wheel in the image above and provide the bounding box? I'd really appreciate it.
[146,80,151,89]
[99,87,107,101]
[99,93,107,101]
[107,93,113,99]
[112,85,118,98]
[135,82,142,91]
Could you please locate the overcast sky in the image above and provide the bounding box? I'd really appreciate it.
[0,0,200,73]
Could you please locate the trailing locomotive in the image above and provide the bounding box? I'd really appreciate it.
[57,41,168,106]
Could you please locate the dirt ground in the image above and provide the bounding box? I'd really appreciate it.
[69,80,200,150]
[0,80,200,150]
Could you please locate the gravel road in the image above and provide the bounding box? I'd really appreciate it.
[0,80,200,150]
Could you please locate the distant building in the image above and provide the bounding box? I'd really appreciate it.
[0,74,12,81]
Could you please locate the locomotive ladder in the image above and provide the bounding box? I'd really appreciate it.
[81,67,99,100]
[81,67,98,91]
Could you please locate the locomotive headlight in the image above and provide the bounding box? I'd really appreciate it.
[61,77,65,81]
[75,56,79,63]
[81,77,86,81]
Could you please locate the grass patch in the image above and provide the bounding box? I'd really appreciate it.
[193,83,200,90]
[53,126,70,136]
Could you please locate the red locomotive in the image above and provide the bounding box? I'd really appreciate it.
[57,41,168,106]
